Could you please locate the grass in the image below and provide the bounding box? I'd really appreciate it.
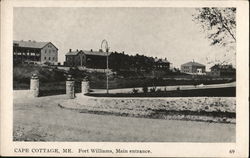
[60,96,235,123]
[87,87,236,97]
[13,64,236,96]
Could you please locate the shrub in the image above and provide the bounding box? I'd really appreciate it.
[156,88,162,92]
[142,86,148,93]
[132,88,139,94]
[149,87,156,93]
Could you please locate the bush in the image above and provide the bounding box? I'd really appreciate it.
[149,87,156,93]
[156,88,162,92]
[142,86,148,93]
[132,88,139,94]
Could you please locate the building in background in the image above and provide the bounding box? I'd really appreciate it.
[65,49,110,69]
[153,57,171,70]
[65,48,171,72]
[207,64,236,77]
[181,61,206,75]
[13,40,58,65]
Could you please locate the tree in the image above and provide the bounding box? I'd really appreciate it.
[193,8,236,65]
[193,8,236,46]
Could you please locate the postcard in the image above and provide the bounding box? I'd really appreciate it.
[0,0,249,157]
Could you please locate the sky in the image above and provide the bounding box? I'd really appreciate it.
[13,7,234,69]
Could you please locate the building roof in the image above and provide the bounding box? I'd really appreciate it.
[154,58,170,63]
[65,50,83,56]
[66,49,111,56]
[83,50,111,56]
[13,40,58,50]
[210,64,235,70]
[181,61,205,67]
[161,58,170,63]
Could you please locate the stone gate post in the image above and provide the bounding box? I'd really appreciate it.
[66,75,75,99]
[30,74,39,97]
[81,77,90,95]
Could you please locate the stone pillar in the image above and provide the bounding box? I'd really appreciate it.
[81,77,90,95]
[66,75,75,99]
[30,74,39,97]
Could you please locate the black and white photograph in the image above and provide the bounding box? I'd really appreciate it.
[12,6,237,142]
[0,0,249,157]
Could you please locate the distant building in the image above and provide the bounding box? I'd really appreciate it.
[65,49,110,69]
[153,57,170,70]
[208,64,236,77]
[13,40,58,65]
[181,61,206,75]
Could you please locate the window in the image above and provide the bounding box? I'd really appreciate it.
[45,50,47,53]
[44,57,46,60]
[49,57,51,60]
[53,57,55,61]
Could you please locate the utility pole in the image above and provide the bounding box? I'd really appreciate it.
[101,39,109,94]
[106,49,109,94]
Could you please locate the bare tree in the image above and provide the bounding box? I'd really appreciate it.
[193,8,236,65]
[193,8,236,46]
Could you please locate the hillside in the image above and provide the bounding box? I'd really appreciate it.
[13,64,235,96]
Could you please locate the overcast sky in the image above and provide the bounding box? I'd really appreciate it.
[14,7,232,69]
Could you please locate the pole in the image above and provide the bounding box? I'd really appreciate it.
[80,53,83,67]
[106,51,109,94]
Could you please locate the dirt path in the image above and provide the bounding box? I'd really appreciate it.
[14,92,235,142]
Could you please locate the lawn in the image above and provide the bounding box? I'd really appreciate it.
[13,64,235,97]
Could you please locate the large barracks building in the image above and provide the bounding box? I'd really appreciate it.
[13,40,58,65]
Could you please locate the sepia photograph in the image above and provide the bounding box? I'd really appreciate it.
[13,7,237,142]
[1,0,249,157]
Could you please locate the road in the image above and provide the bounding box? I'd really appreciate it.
[14,92,235,142]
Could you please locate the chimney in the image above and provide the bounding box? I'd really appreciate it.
[90,49,93,52]
[69,49,72,52]
[99,49,102,52]
[77,49,78,52]
[28,40,31,42]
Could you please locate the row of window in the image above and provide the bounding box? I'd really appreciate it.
[182,66,190,69]
[14,52,40,56]
[44,49,56,53]
[44,57,55,61]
